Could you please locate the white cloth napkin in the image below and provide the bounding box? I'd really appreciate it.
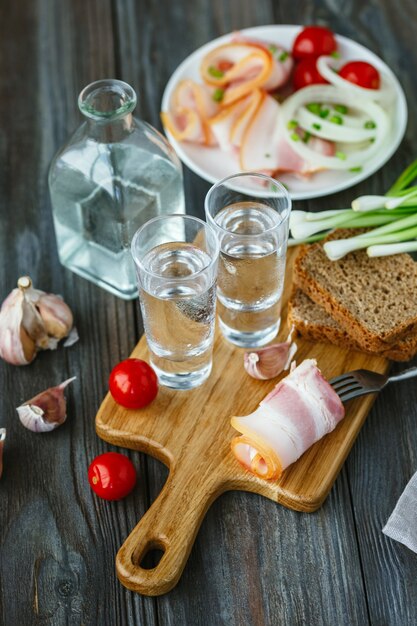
[383,470,417,553]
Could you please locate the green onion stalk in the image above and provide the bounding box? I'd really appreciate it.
[288,158,417,258]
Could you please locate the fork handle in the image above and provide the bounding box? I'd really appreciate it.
[388,366,417,384]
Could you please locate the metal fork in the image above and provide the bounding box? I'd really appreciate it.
[329,366,417,403]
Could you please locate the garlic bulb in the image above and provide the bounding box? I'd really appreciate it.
[244,330,297,380]
[16,377,76,433]
[0,429,5,478]
[0,277,76,365]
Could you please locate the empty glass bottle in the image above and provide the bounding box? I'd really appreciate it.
[48,79,185,299]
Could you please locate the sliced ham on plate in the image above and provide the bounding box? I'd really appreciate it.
[231,359,345,480]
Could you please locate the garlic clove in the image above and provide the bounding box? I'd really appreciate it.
[0,429,5,478]
[0,277,76,365]
[244,330,297,380]
[0,288,35,365]
[16,377,76,433]
[36,294,73,340]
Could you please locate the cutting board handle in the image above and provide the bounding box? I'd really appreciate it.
[116,462,224,596]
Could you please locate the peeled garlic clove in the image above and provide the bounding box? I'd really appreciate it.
[16,377,76,433]
[244,330,297,380]
[0,429,5,478]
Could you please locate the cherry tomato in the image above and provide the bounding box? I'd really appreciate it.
[109,358,158,409]
[292,26,337,60]
[293,58,328,90]
[88,452,137,500]
[339,61,380,89]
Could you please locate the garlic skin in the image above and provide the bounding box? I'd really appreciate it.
[16,377,76,433]
[0,277,76,366]
[244,331,297,380]
[0,429,5,478]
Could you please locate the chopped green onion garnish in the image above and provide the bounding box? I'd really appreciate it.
[212,88,224,102]
[307,103,321,115]
[336,151,347,160]
[287,119,298,129]
[312,123,321,131]
[290,132,300,142]
[208,66,224,78]
[349,166,363,172]
[331,51,341,58]
[364,120,376,129]
[279,51,289,62]
[329,115,343,125]
[303,131,311,143]
[268,44,278,54]
[319,108,330,118]
[334,104,348,114]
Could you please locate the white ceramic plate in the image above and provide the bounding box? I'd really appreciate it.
[161,25,408,200]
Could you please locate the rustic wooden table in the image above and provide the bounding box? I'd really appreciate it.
[1,1,417,624]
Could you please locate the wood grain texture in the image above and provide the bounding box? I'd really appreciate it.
[1,0,417,623]
[95,247,389,595]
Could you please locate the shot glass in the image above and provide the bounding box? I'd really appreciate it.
[205,173,291,348]
[131,215,219,390]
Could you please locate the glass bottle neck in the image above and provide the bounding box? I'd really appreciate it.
[79,79,137,142]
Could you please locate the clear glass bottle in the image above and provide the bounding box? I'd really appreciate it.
[48,79,185,299]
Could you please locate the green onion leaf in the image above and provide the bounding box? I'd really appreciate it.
[319,108,330,118]
[268,44,278,54]
[208,66,224,78]
[307,103,321,115]
[364,120,376,129]
[279,51,289,62]
[212,88,224,102]
[303,131,311,143]
[312,122,321,131]
[349,166,363,172]
[336,151,346,160]
[287,119,298,129]
[334,104,348,114]
[329,115,343,125]
[290,132,300,142]
[331,51,341,58]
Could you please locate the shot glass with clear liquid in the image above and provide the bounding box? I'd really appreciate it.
[205,173,291,348]
[131,215,219,390]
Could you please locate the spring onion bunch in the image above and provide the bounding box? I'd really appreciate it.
[288,158,417,259]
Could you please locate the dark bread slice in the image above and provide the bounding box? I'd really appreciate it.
[292,230,417,351]
[288,289,417,362]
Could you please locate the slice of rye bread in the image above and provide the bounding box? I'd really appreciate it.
[292,229,417,352]
[288,288,417,361]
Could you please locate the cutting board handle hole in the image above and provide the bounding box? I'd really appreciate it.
[137,540,166,570]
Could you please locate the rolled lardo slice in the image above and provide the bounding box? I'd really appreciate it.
[231,359,345,480]
[230,34,294,91]
[208,91,260,152]
[200,43,273,105]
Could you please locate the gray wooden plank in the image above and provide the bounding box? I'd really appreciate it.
[0,0,156,624]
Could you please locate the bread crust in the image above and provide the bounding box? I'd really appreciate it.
[292,237,417,351]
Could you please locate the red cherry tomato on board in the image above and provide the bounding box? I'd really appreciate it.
[339,61,380,89]
[292,26,337,60]
[293,57,328,90]
[109,358,158,409]
[88,452,137,500]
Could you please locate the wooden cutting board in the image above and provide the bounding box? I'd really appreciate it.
[95,247,389,596]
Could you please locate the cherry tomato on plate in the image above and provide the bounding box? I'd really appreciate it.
[88,452,137,501]
[339,61,380,89]
[109,358,158,409]
[292,26,337,60]
[293,58,328,90]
